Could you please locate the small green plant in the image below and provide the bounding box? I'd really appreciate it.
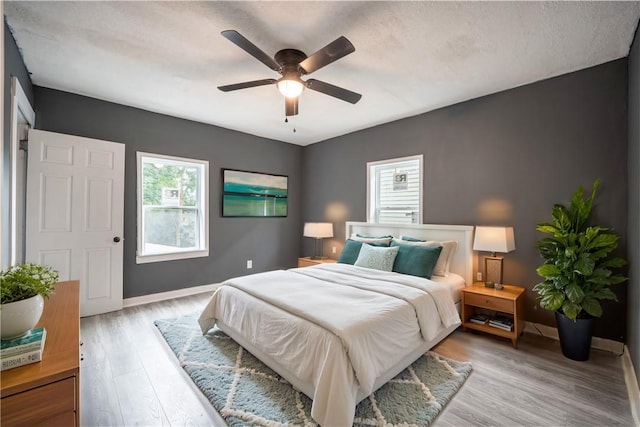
[0,263,59,304]
[533,180,627,320]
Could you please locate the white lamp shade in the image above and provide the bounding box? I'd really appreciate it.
[303,222,333,238]
[473,226,516,253]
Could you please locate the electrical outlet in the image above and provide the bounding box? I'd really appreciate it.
[332,246,336,254]
[476,272,482,281]
[247,260,252,269]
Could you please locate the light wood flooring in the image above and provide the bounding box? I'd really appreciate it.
[80,292,635,426]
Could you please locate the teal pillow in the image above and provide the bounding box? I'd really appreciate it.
[391,240,443,279]
[401,235,425,242]
[351,234,392,247]
[356,233,394,239]
[338,239,363,264]
[354,244,399,272]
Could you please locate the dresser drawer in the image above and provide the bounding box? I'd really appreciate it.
[464,292,514,313]
[2,377,76,426]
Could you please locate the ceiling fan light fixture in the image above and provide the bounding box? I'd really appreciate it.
[277,78,305,98]
[219,30,361,114]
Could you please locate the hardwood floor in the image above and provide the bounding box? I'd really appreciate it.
[80,292,635,426]
[433,332,633,426]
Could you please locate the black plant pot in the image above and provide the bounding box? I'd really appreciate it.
[555,311,595,361]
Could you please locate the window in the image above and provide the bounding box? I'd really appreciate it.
[367,155,423,224]
[136,152,209,263]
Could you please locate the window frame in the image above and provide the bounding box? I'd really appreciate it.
[136,151,209,264]
[366,154,423,224]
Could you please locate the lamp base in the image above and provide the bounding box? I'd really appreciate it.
[484,256,504,285]
[311,238,325,260]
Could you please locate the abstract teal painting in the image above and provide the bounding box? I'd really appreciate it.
[222,169,288,217]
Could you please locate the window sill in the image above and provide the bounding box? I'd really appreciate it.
[136,249,209,264]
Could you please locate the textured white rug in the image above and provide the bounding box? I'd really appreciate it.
[155,314,472,427]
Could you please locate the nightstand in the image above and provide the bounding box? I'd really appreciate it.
[461,283,525,348]
[297,257,337,268]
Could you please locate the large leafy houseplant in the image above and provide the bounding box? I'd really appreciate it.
[1,263,58,304]
[533,180,627,321]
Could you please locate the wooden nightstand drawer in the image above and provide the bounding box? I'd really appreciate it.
[464,292,514,313]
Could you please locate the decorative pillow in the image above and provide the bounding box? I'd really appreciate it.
[354,244,399,272]
[391,240,443,279]
[337,239,363,265]
[400,235,424,242]
[351,233,393,247]
[399,236,458,276]
[428,240,457,275]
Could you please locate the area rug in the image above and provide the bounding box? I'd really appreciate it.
[155,315,472,427]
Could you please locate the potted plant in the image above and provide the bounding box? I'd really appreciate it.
[533,180,627,361]
[0,263,59,339]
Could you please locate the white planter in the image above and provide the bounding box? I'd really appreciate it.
[1,294,45,340]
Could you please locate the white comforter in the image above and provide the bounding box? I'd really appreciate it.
[198,263,460,426]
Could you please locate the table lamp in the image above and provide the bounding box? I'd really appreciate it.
[473,226,516,286]
[303,222,333,259]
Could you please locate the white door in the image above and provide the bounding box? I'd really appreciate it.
[25,129,125,317]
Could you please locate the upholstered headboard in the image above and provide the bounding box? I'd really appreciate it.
[345,222,475,286]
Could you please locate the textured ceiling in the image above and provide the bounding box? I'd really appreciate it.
[4,1,640,145]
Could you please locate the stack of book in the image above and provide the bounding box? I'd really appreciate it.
[468,313,489,325]
[489,315,514,331]
[1,327,47,371]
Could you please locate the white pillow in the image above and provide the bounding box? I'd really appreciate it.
[397,237,458,276]
[354,244,399,272]
[429,240,457,276]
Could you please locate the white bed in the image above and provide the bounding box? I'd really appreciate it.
[199,222,474,426]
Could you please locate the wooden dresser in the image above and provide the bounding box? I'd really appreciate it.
[1,280,80,426]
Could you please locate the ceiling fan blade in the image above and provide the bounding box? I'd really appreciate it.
[306,79,362,104]
[221,30,281,72]
[285,96,299,117]
[218,79,277,92]
[299,36,355,75]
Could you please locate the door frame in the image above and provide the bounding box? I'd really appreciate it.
[1,2,4,267]
[8,76,35,267]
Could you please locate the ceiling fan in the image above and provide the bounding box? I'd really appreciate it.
[218,30,362,117]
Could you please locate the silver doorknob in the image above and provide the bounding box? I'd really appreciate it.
[113,237,121,243]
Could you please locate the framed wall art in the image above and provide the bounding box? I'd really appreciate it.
[222,169,288,217]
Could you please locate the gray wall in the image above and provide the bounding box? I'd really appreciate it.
[2,21,33,267]
[4,20,632,343]
[34,87,303,298]
[302,59,629,342]
[628,27,639,384]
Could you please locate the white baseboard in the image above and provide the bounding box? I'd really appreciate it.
[123,283,220,308]
[621,345,640,427]
[524,322,624,354]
